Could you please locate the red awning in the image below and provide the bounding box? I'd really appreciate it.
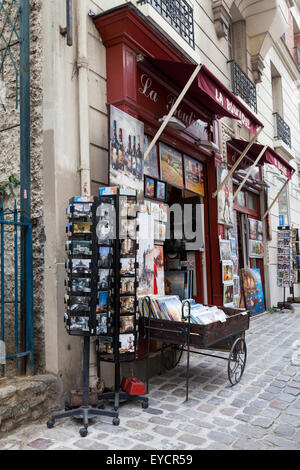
[143,58,263,135]
[229,138,295,180]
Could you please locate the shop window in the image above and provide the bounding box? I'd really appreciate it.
[248,192,256,212]
[278,183,290,226]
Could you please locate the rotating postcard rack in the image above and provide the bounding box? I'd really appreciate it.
[96,187,148,411]
[47,196,119,438]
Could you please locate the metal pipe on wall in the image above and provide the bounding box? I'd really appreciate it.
[77,0,91,196]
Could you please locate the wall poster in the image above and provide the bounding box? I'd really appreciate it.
[241,268,265,315]
[109,105,144,193]
[217,166,234,227]
[159,142,184,189]
[184,155,205,196]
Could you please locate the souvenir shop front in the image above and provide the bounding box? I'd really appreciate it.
[221,138,295,315]
[93,3,264,316]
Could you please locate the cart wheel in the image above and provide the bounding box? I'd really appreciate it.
[47,419,55,429]
[161,343,184,371]
[79,427,88,438]
[228,337,247,386]
[113,418,120,426]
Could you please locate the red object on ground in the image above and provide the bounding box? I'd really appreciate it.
[121,377,146,396]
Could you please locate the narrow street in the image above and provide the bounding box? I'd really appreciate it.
[1,310,300,451]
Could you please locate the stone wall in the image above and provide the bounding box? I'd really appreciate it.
[0,375,58,435]
[0,0,45,375]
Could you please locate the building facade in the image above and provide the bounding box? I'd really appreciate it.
[1,0,300,399]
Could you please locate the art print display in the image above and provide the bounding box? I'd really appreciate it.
[99,270,111,291]
[159,204,168,223]
[241,268,265,315]
[120,296,135,313]
[67,204,93,218]
[120,239,135,256]
[233,295,241,308]
[99,247,112,268]
[69,317,89,332]
[120,278,135,295]
[98,336,114,354]
[120,316,135,334]
[160,142,184,189]
[144,135,159,179]
[120,258,136,276]
[249,240,264,258]
[72,222,92,235]
[222,261,233,284]
[154,245,165,296]
[71,278,91,294]
[119,334,135,354]
[109,105,144,193]
[223,284,234,307]
[120,199,137,218]
[120,218,136,238]
[98,292,109,313]
[137,213,154,296]
[217,167,234,227]
[71,259,91,275]
[145,176,156,199]
[151,202,160,221]
[96,314,108,336]
[249,218,263,241]
[277,229,293,288]
[67,240,92,256]
[233,276,240,296]
[156,181,166,201]
[184,155,205,196]
[154,221,166,242]
[219,239,232,261]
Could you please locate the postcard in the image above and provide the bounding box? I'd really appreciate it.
[120,316,135,334]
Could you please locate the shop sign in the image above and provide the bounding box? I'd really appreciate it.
[137,70,208,141]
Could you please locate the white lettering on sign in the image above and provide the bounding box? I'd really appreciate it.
[216,89,224,106]
[215,88,251,130]
[139,74,158,103]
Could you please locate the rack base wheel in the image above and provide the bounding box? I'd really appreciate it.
[113,417,120,426]
[228,337,247,386]
[79,427,88,438]
[47,419,55,429]
[142,400,149,410]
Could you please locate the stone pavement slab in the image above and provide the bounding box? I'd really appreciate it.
[1,311,300,450]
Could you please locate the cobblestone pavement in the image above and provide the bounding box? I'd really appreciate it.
[1,310,300,450]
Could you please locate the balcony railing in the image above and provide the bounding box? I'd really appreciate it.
[273,112,291,148]
[228,60,257,113]
[138,0,195,49]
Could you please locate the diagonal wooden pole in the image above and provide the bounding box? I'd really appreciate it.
[262,178,290,220]
[212,127,263,199]
[144,63,203,160]
[233,146,267,201]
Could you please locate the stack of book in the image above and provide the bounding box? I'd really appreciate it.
[140,296,227,325]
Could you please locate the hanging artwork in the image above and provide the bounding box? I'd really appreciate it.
[248,218,264,258]
[222,261,234,284]
[109,105,144,193]
[144,135,159,179]
[137,213,154,296]
[241,268,265,315]
[153,245,165,296]
[219,238,232,261]
[159,142,184,189]
[223,284,234,307]
[184,155,205,196]
[217,166,234,227]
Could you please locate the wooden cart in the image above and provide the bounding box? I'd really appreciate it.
[142,299,250,402]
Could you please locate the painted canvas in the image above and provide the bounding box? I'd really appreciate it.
[184,155,205,196]
[223,284,234,307]
[241,268,265,315]
[222,261,233,284]
[217,167,234,227]
[109,105,144,193]
[144,135,159,179]
[137,213,154,296]
[154,245,165,296]
[160,142,184,189]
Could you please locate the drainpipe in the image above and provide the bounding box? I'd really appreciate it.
[77,0,91,196]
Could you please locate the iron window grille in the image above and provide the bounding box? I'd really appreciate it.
[273,112,291,148]
[138,0,195,49]
[228,59,257,113]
